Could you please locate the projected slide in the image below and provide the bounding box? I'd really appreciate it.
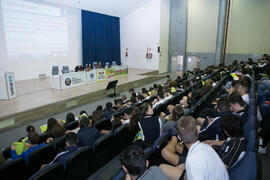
[1,0,69,60]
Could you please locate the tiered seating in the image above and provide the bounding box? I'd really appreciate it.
[1,64,260,180]
[90,67,229,179]
[0,158,27,180]
[29,163,64,180]
[64,146,92,180]
[27,144,55,177]
[228,70,261,180]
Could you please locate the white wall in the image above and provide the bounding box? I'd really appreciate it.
[186,0,220,53]
[159,0,170,74]
[120,0,161,70]
[226,0,270,54]
[0,0,82,81]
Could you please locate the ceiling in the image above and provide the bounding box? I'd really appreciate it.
[42,0,152,17]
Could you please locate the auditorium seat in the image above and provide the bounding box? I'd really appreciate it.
[229,151,256,180]
[2,146,11,160]
[152,133,170,151]
[111,111,123,118]
[171,91,184,106]
[51,135,66,154]
[112,124,130,157]
[28,143,55,176]
[153,103,166,116]
[90,133,114,174]
[111,169,125,180]
[164,98,172,108]
[247,130,255,152]
[243,115,255,137]
[64,146,92,180]
[39,134,49,143]
[147,133,170,166]
[0,158,27,180]
[28,163,64,180]
[65,121,79,130]
[94,118,112,131]
[134,102,142,107]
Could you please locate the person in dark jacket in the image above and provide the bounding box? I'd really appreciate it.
[137,103,162,145]
[49,132,79,170]
[102,102,116,118]
[199,98,230,141]
[77,116,100,147]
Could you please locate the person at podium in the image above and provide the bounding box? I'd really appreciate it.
[75,65,84,72]
[85,64,92,71]
[96,61,102,69]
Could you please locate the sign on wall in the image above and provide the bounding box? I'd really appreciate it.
[5,72,17,99]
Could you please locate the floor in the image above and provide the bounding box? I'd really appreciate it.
[260,143,270,180]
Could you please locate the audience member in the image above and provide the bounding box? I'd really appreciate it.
[48,132,79,169]
[130,96,137,105]
[96,105,103,112]
[45,118,58,138]
[92,110,102,124]
[162,105,184,132]
[217,115,247,169]
[157,84,164,93]
[11,132,45,164]
[179,96,194,114]
[136,94,144,103]
[228,80,241,95]
[51,123,66,138]
[137,103,162,145]
[79,110,88,119]
[129,88,138,96]
[122,94,129,104]
[120,145,168,180]
[153,92,165,109]
[198,98,230,141]
[163,89,173,101]
[100,116,122,135]
[20,125,36,143]
[166,75,173,84]
[142,89,150,100]
[66,112,75,125]
[229,93,248,123]
[77,116,100,147]
[237,80,250,104]
[127,107,141,139]
[26,125,36,133]
[114,99,124,111]
[102,102,115,118]
[159,116,229,180]
[122,107,133,124]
